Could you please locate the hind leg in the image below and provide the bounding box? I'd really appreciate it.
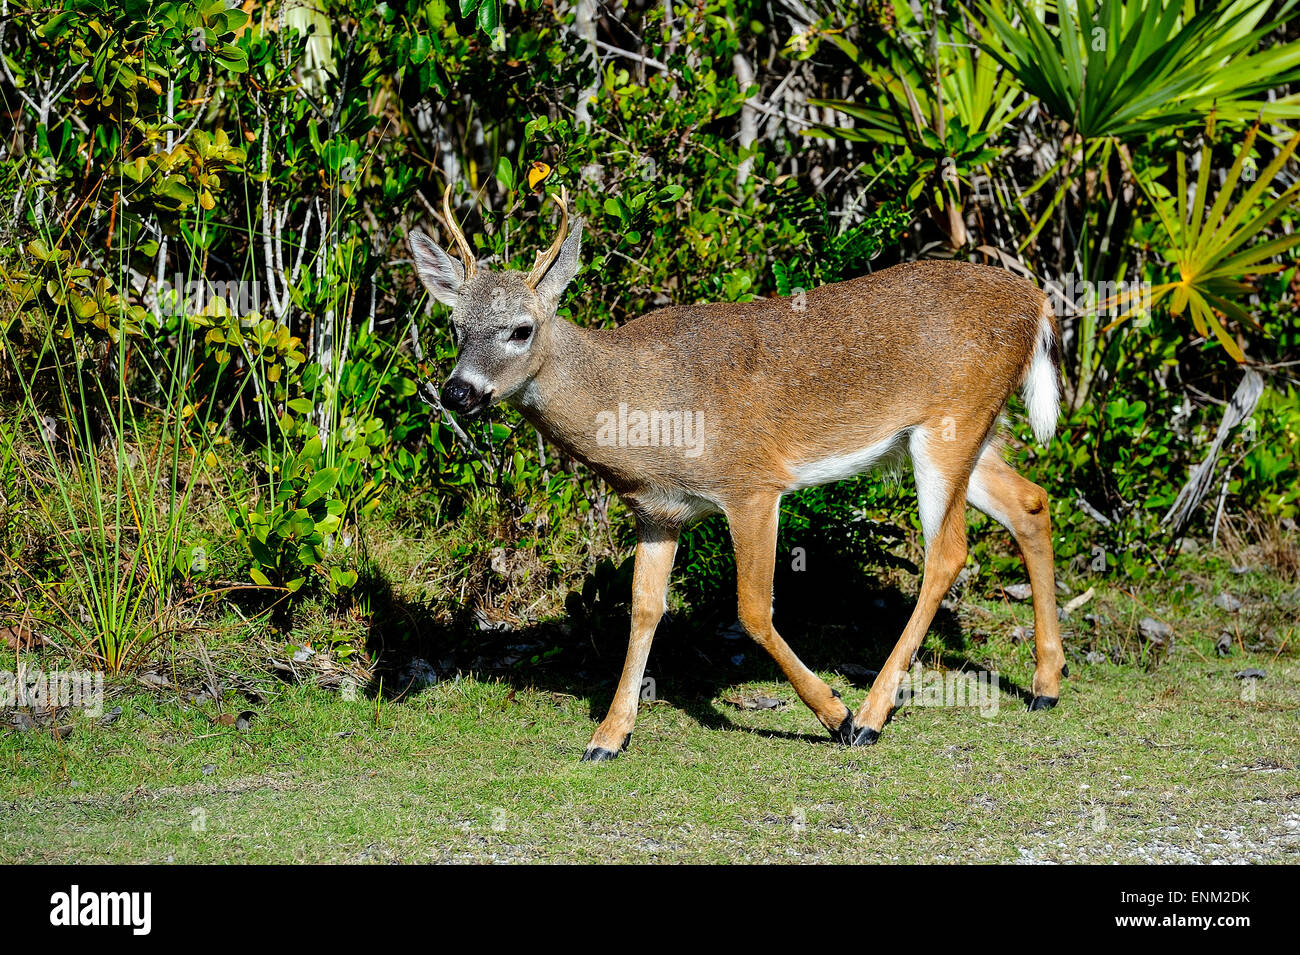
[849,424,975,741]
[966,445,1065,707]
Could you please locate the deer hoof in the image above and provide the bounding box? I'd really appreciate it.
[850,725,880,747]
[581,732,631,762]
[1028,695,1058,711]
[829,709,857,745]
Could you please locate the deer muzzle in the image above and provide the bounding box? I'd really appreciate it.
[441,376,490,416]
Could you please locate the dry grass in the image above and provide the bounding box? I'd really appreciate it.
[1219,513,1300,583]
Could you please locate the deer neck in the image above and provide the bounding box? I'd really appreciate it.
[510,314,619,465]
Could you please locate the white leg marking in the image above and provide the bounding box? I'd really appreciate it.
[966,449,1015,533]
[909,428,949,550]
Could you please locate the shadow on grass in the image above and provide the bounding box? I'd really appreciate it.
[358,513,1035,747]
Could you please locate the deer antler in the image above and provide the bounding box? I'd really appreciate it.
[525,186,570,289]
[442,184,477,282]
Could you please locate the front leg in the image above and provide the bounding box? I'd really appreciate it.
[582,522,679,762]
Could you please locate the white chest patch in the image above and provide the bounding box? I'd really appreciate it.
[786,434,903,491]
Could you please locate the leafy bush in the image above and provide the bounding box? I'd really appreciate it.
[1,0,1297,668]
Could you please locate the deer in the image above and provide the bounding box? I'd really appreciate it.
[406,186,1067,762]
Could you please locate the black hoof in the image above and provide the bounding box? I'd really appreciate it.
[850,725,880,747]
[829,709,856,745]
[581,732,631,762]
[1028,695,1058,711]
[1061,663,1070,678]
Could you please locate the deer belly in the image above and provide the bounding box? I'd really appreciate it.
[784,433,905,491]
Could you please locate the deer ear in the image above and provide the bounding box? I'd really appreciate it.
[408,229,464,307]
[534,218,584,306]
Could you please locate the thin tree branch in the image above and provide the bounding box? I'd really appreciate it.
[593,38,669,73]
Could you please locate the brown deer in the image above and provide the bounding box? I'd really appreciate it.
[407,187,1066,761]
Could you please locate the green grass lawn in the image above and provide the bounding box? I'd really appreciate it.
[4,561,1297,864]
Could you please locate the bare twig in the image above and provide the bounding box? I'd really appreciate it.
[406,314,491,471]
[594,38,669,73]
[574,1,599,127]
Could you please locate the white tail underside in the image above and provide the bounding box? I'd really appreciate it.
[1021,312,1060,445]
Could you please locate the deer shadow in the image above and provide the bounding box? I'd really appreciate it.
[359,513,1034,746]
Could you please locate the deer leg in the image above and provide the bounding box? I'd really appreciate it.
[849,427,972,744]
[582,522,678,762]
[967,446,1066,708]
[729,494,855,741]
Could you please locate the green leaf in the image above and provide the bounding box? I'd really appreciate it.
[410,33,431,64]
[477,0,499,35]
[26,239,67,263]
[297,435,324,468]
[214,43,248,74]
[248,536,275,567]
[495,154,514,192]
[301,467,341,506]
[217,9,251,34]
[157,179,196,206]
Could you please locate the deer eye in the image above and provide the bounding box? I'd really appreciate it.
[509,324,533,342]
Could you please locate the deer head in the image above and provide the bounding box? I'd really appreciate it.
[408,186,583,416]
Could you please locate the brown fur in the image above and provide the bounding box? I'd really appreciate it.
[517,262,1042,508]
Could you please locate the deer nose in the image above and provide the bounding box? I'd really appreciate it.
[440,377,481,412]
